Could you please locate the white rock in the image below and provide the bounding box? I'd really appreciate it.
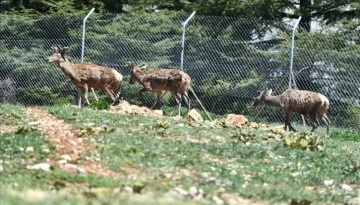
[290,172,300,177]
[57,159,67,164]
[173,187,189,197]
[347,197,360,205]
[177,123,185,127]
[0,164,3,172]
[213,196,224,205]
[324,179,335,186]
[25,147,34,152]
[64,163,77,169]
[76,167,86,174]
[188,186,198,197]
[122,186,133,193]
[230,170,237,176]
[340,184,353,192]
[42,148,50,153]
[60,155,72,161]
[27,163,52,172]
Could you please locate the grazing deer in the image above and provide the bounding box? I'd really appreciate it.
[253,89,331,136]
[47,45,123,107]
[127,63,191,110]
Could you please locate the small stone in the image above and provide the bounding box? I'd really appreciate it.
[76,167,86,174]
[347,197,360,205]
[27,163,52,172]
[42,148,50,153]
[188,109,203,122]
[188,186,198,197]
[122,186,133,193]
[340,184,353,192]
[60,155,72,161]
[213,196,224,205]
[25,147,34,152]
[64,163,77,169]
[225,114,248,126]
[152,110,163,116]
[173,187,189,197]
[57,159,67,164]
[324,179,335,186]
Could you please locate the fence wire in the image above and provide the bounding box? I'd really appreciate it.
[0,13,359,131]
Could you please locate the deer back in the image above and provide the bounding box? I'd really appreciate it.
[279,89,329,115]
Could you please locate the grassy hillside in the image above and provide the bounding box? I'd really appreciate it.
[0,103,359,204]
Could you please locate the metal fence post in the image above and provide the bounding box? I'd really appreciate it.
[178,11,196,115]
[81,8,95,62]
[288,16,302,89]
[80,8,98,102]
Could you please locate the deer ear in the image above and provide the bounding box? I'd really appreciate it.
[265,89,273,96]
[63,47,70,53]
[139,64,148,69]
[51,46,59,53]
[125,62,134,69]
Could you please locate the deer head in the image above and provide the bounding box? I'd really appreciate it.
[128,63,147,84]
[253,89,273,108]
[48,45,70,64]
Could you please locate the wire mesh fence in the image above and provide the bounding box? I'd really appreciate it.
[0,13,359,131]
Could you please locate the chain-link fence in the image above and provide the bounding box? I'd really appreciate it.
[1,13,359,131]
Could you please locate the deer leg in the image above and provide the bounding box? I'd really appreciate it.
[104,87,116,104]
[320,114,331,136]
[181,92,191,110]
[309,114,319,132]
[76,88,83,108]
[83,84,91,105]
[156,92,162,109]
[285,112,297,132]
[91,88,99,101]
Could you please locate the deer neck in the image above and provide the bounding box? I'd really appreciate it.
[133,70,146,84]
[264,95,283,108]
[58,59,78,79]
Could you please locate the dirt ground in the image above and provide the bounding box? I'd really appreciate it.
[22,106,121,178]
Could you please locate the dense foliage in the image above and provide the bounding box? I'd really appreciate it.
[0,1,359,129]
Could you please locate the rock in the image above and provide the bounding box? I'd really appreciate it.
[76,167,86,174]
[25,147,34,152]
[225,114,248,127]
[213,196,224,205]
[27,163,52,172]
[247,121,259,127]
[267,125,285,133]
[188,186,199,197]
[0,164,3,172]
[60,155,72,161]
[167,187,188,198]
[340,183,353,192]
[122,186,133,193]
[188,109,203,122]
[323,179,335,186]
[57,159,67,164]
[152,109,163,116]
[347,197,360,205]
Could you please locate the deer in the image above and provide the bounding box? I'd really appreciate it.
[127,63,191,110]
[47,45,123,107]
[253,88,331,136]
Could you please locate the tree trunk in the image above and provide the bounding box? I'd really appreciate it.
[299,0,312,32]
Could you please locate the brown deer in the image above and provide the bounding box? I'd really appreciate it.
[253,89,331,136]
[127,63,191,110]
[47,45,123,107]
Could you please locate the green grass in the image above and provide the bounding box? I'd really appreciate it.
[1,104,360,204]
